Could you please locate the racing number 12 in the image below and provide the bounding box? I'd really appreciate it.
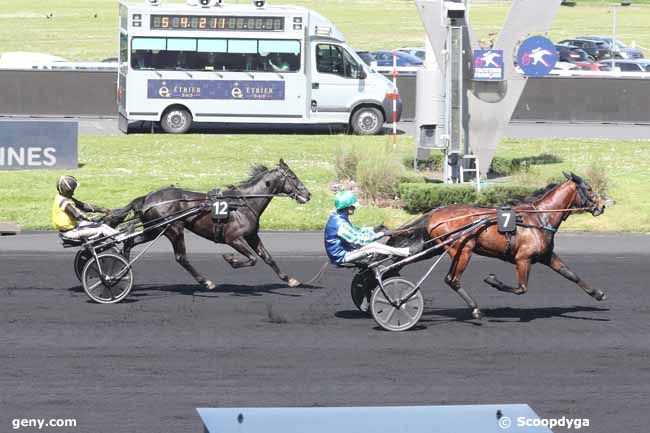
[212,201,229,219]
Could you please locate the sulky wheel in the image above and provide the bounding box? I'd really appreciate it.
[351,268,401,316]
[81,253,133,304]
[74,246,120,282]
[370,277,424,332]
[350,269,376,316]
[74,249,93,282]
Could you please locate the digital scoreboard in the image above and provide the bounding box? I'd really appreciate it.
[150,15,284,31]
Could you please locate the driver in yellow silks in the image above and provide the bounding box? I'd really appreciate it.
[52,175,119,240]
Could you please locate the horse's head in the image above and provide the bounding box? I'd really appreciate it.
[272,159,311,204]
[563,171,607,216]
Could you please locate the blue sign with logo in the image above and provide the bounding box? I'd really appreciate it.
[473,50,504,81]
[147,80,285,100]
[516,36,558,77]
[0,120,77,170]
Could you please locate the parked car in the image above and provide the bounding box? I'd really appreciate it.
[599,59,650,72]
[396,47,426,61]
[552,61,579,71]
[576,36,644,59]
[370,50,423,67]
[555,44,591,63]
[572,62,604,71]
[557,39,611,61]
[355,50,376,66]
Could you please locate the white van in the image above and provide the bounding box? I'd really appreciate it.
[118,0,402,134]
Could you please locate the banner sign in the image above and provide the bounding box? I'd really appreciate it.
[197,405,552,433]
[0,120,78,170]
[516,36,558,77]
[147,79,285,100]
[473,50,504,81]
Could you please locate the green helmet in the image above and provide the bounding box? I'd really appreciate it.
[335,190,358,211]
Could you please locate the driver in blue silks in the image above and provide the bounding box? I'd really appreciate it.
[324,191,413,265]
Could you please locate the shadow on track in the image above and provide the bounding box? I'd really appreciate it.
[334,306,610,327]
[421,306,610,323]
[67,282,313,300]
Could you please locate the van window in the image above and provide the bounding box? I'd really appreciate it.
[131,37,301,72]
[120,33,128,65]
[316,44,361,78]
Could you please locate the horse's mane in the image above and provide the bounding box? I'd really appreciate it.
[228,164,269,189]
[509,183,560,205]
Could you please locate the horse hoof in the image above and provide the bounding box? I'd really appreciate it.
[287,278,301,288]
[595,290,607,301]
[472,308,482,320]
[204,280,216,290]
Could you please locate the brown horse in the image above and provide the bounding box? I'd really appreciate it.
[390,172,609,320]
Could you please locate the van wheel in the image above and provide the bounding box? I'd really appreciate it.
[160,107,192,134]
[351,107,384,135]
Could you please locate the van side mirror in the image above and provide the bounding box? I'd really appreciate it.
[357,70,367,80]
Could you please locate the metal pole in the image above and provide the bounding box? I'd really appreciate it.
[612,5,617,60]
[392,51,398,147]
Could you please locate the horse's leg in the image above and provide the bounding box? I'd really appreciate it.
[165,223,216,290]
[543,253,607,301]
[445,243,481,320]
[245,233,300,287]
[121,233,147,260]
[222,237,258,269]
[484,259,532,295]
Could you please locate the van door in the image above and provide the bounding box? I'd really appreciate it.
[310,43,366,123]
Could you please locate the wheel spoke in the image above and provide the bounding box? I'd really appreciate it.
[374,297,393,306]
[384,306,398,324]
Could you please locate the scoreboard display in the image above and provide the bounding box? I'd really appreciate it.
[150,15,285,31]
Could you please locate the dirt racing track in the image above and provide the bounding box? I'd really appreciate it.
[0,232,648,433]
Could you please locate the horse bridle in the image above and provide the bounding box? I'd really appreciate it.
[574,181,593,209]
[276,166,304,201]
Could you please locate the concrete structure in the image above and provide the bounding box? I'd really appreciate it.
[415,0,563,180]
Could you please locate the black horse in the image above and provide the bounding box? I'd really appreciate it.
[108,159,311,289]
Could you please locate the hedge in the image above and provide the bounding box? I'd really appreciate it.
[405,153,561,176]
[399,183,538,213]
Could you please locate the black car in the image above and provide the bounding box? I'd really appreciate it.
[576,36,644,59]
[557,39,611,61]
[555,44,591,63]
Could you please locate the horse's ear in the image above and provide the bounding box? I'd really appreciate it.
[563,171,571,180]
[279,158,287,168]
[571,172,584,184]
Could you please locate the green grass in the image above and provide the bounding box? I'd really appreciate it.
[1,134,649,232]
[0,134,414,231]
[0,1,648,60]
[497,137,650,232]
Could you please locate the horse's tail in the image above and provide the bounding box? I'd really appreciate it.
[104,195,146,228]
[388,210,435,248]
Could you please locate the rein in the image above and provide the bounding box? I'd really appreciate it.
[390,206,592,236]
[140,193,294,215]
